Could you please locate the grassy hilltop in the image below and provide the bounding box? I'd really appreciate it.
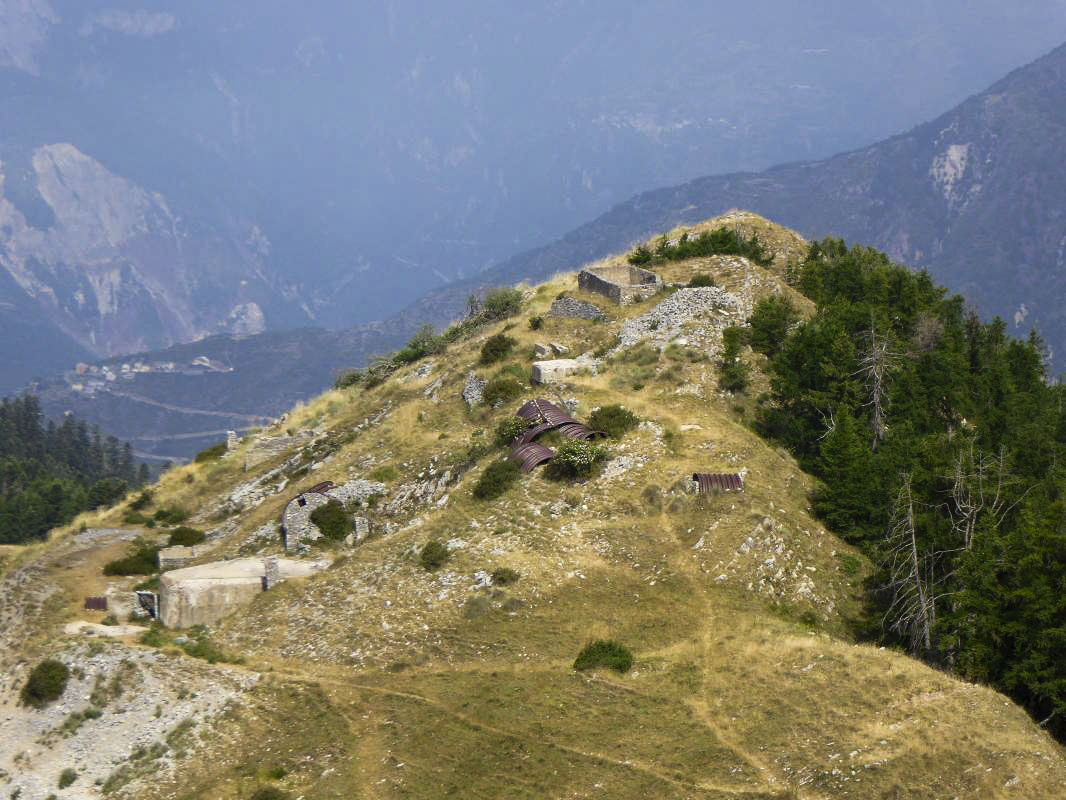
[1,212,1064,800]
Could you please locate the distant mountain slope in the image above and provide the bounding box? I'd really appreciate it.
[32,322,410,461]
[455,40,1066,366]
[5,1,1066,370]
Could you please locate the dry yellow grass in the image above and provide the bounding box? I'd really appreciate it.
[11,215,1066,799]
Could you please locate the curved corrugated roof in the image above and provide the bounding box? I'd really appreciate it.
[509,443,555,473]
[692,473,744,493]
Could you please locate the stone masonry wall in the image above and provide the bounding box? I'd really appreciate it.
[578,264,660,305]
[549,296,606,321]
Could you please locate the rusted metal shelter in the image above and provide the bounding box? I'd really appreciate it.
[509,443,555,473]
[692,473,744,493]
[506,398,607,471]
[84,596,108,611]
[514,399,604,442]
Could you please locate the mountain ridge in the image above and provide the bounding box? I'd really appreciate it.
[1,215,1064,798]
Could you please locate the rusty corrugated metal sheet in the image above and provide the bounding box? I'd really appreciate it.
[509,443,555,473]
[514,422,556,446]
[692,473,744,493]
[306,481,336,495]
[84,596,108,611]
[557,422,605,440]
[517,398,578,426]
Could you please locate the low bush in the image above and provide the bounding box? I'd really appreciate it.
[334,369,363,389]
[419,540,449,571]
[494,416,530,447]
[166,527,206,547]
[546,439,607,480]
[129,490,153,511]
[479,288,523,321]
[251,788,291,800]
[309,500,350,541]
[153,506,189,525]
[472,459,521,500]
[122,509,149,525]
[491,567,520,586]
[528,315,544,330]
[20,659,70,708]
[58,768,78,789]
[394,323,445,364]
[587,404,639,439]
[194,441,227,463]
[103,540,160,576]
[718,326,750,393]
[573,640,634,673]
[482,376,525,406]
[686,273,716,288]
[368,464,398,482]
[479,333,518,365]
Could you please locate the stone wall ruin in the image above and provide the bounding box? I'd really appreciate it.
[578,264,661,305]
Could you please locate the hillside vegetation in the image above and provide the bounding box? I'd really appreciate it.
[0,214,1063,800]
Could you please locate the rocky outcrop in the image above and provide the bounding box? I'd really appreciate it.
[462,371,486,407]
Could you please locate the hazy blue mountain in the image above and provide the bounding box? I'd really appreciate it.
[442,40,1066,369]
[5,0,1066,387]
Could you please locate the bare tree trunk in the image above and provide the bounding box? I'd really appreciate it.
[885,474,934,657]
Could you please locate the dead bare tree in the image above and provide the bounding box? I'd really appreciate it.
[884,473,935,656]
[855,323,898,451]
[945,441,1026,551]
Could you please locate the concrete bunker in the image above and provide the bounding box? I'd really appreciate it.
[578,264,661,305]
[158,556,325,628]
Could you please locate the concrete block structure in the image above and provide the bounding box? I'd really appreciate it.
[531,355,601,384]
[158,544,210,570]
[158,557,325,628]
[578,264,661,305]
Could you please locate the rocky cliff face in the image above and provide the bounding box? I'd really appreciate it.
[0,143,295,362]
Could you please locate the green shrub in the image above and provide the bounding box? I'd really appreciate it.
[122,509,149,525]
[686,273,716,287]
[528,315,544,330]
[309,500,350,541]
[494,416,530,447]
[491,567,520,586]
[194,442,227,463]
[718,326,750,393]
[747,295,800,357]
[627,244,653,266]
[369,464,398,482]
[250,788,291,800]
[587,404,639,439]
[573,640,634,673]
[134,575,161,592]
[472,460,521,500]
[129,490,153,511]
[153,506,189,525]
[58,768,77,789]
[394,324,445,364]
[419,540,449,571]
[101,614,119,626]
[20,659,70,708]
[103,540,160,576]
[166,527,206,547]
[478,333,517,365]
[139,623,166,647]
[546,439,607,480]
[479,288,523,321]
[334,369,363,389]
[620,344,660,366]
[482,376,525,406]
